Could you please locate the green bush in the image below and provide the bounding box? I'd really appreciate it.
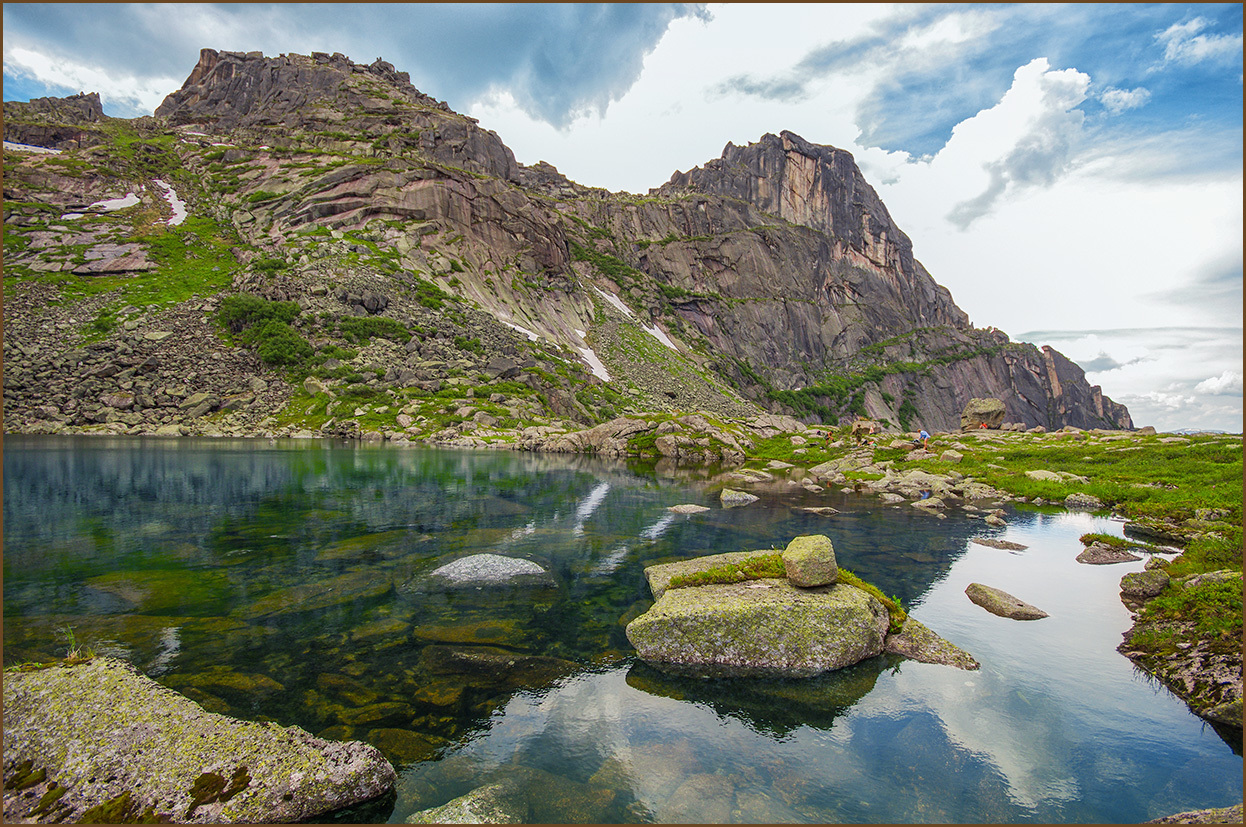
[335,316,409,345]
[216,294,300,336]
[255,320,313,366]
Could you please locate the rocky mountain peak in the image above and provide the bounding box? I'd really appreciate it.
[658,130,967,332]
[153,48,518,181]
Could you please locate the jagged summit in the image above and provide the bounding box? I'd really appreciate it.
[155,48,518,181]
[659,130,968,332]
[1,52,1133,436]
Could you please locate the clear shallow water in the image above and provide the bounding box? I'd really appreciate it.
[3,435,1240,823]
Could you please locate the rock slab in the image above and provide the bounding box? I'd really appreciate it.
[965,582,1049,620]
[884,617,980,671]
[2,657,395,824]
[625,579,889,678]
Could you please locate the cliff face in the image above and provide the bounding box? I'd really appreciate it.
[1,49,1132,438]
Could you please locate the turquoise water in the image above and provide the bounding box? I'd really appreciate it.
[3,435,1240,822]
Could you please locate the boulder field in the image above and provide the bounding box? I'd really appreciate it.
[625,535,978,678]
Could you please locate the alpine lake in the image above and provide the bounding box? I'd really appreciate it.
[3,435,1241,823]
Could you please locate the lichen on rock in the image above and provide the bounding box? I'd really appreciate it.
[2,657,395,823]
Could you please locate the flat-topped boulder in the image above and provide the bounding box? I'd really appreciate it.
[2,657,395,823]
[643,549,778,600]
[626,578,890,678]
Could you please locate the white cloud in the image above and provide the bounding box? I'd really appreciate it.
[1099,86,1151,114]
[941,58,1089,228]
[5,46,178,115]
[1195,370,1243,395]
[1156,17,1244,67]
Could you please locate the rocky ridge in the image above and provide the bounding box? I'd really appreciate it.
[4,47,1132,441]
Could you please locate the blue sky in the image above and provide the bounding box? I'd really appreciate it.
[3,4,1242,431]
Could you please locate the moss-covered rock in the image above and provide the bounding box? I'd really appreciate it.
[625,579,889,678]
[781,534,838,587]
[2,657,395,823]
[642,548,779,600]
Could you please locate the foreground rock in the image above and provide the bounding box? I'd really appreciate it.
[1148,803,1244,824]
[2,658,395,823]
[965,583,1049,620]
[426,553,554,588]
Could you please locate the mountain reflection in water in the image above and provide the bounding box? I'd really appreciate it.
[3,435,1240,823]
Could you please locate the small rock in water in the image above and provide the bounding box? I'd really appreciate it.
[668,503,710,514]
[965,582,1048,620]
[971,538,1028,551]
[720,488,759,509]
[1076,544,1142,565]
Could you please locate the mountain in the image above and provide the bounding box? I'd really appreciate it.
[1,48,1132,443]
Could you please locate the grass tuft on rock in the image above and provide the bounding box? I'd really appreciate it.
[666,553,786,589]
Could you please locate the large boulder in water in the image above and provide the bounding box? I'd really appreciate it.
[960,397,1007,431]
[625,579,889,678]
[2,657,395,823]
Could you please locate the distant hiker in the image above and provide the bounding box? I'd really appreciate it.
[914,428,930,449]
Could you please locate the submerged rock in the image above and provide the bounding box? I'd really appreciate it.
[965,582,1048,620]
[667,503,710,514]
[426,553,554,588]
[625,579,889,678]
[2,657,395,824]
[406,780,528,824]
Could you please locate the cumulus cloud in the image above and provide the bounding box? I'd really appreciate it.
[1195,370,1243,395]
[1099,86,1151,114]
[945,59,1089,228]
[1155,17,1244,67]
[3,3,711,124]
